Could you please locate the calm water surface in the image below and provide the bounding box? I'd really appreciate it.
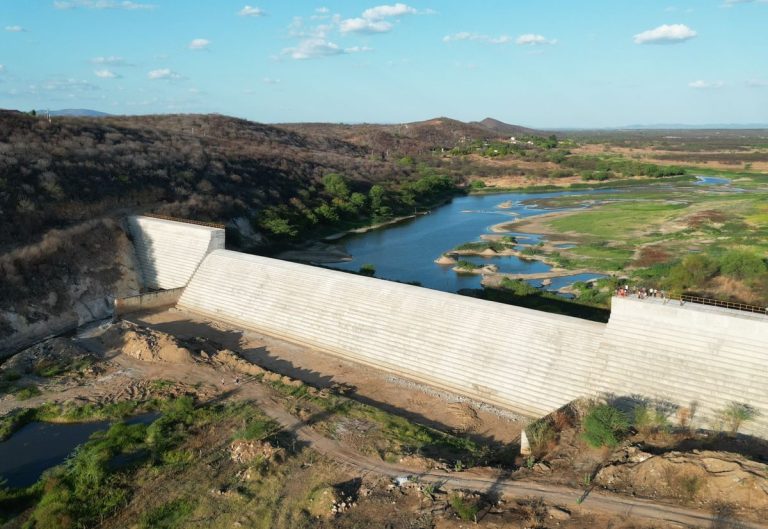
[0,413,157,488]
[328,190,604,292]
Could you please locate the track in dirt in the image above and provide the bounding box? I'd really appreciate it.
[229,381,767,529]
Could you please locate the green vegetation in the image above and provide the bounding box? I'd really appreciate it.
[13,385,42,400]
[468,286,610,323]
[525,420,556,459]
[499,278,540,296]
[264,377,490,467]
[12,398,284,529]
[358,263,376,276]
[258,170,459,243]
[449,494,479,522]
[139,499,197,529]
[582,404,629,448]
[716,402,760,435]
[454,237,516,253]
[0,399,161,442]
[633,405,670,436]
[455,260,481,271]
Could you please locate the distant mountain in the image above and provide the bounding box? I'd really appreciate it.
[40,109,111,117]
[471,117,540,136]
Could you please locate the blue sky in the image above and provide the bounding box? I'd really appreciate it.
[1,0,766,127]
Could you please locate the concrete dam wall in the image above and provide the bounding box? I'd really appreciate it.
[178,249,768,436]
[126,216,225,290]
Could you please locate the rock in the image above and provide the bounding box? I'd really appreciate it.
[229,439,285,464]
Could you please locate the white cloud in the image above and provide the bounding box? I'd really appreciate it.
[633,24,697,44]
[188,38,211,50]
[283,39,343,60]
[282,38,372,60]
[315,7,329,14]
[90,55,129,66]
[443,32,511,44]
[94,69,118,78]
[147,68,183,80]
[361,3,416,20]
[54,0,156,9]
[5,25,24,32]
[340,17,392,34]
[515,33,557,46]
[689,80,725,89]
[238,5,264,17]
[340,3,417,34]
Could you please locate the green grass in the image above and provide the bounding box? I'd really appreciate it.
[0,399,163,442]
[449,494,480,521]
[139,498,196,529]
[13,385,42,400]
[548,201,686,240]
[265,376,490,466]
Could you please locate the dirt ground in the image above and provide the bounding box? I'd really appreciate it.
[3,316,767,528]
[574,144,768,173]
[131,308,526,445]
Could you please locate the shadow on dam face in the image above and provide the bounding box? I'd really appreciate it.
[133,316,522,453]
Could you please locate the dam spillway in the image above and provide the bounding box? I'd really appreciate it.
[131,216,768,437]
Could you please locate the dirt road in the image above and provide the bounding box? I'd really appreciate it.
[228,380,765,529]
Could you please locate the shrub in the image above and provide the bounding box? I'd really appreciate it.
[455,260,480,271]
[500,278,540,296]
[716,402,759,435]
[633,404,670,436]
[14,385,42,400]
[719,249,767,280]
[526,420,556,459]
[449,494,479,522]
[358,263,376,276]
[582,404,629,448]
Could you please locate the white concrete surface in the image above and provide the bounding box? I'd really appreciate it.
[178,250,605,417]
[178,251,768,437]
[127,216,225,290]
[597,296,768,436]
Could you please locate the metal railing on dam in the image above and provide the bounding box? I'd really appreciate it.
[176,249,768,438]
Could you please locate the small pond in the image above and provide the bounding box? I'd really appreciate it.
[0,413,157,488]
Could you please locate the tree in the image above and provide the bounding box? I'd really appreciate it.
[369,184,385,212]
[720,249,767,281]
[322,173,349,199]
[349,192,367,210]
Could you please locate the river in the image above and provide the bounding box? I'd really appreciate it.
[326,176,735,294]
[327,189,608,293]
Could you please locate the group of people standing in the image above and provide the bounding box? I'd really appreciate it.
[615,285,666,299]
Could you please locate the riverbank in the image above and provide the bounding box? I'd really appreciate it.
[323,212,427,241]
[469,174,697,195]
